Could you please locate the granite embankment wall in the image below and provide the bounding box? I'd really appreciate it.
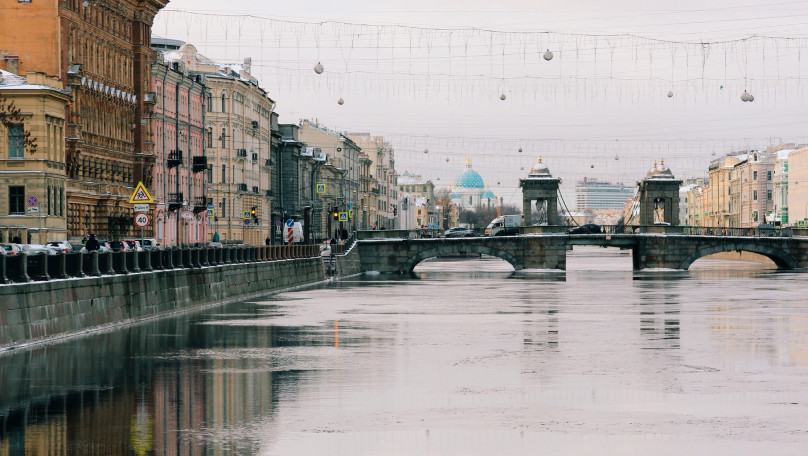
[0,245,362,351]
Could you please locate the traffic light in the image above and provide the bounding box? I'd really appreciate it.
[251,206,259,225]
[393,205,397,216]
[332,207,339,220]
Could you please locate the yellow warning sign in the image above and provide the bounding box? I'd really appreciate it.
[128,182,154,204]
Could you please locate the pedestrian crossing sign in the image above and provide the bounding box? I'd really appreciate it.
[128,182,154,203]
[316,183,326,194]
[339,212,348,222]
[348,209,354,219]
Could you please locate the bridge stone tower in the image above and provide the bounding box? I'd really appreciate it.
[637,160,682,226]
[520,157,560,225]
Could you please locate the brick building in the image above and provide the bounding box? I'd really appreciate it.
[0,0,169,239]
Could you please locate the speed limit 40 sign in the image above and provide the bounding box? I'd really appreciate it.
[134,212,150,227]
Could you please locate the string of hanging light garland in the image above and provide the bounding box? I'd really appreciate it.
[155,11,807,106]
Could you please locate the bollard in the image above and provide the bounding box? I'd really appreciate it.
[127,250,140,273]
[172,248,182,269]
[105,251,116,274]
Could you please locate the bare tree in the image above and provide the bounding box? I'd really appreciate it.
[0,96,38,155]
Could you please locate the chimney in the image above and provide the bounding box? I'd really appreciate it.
[4,55,19,74]
[243,57,252,74]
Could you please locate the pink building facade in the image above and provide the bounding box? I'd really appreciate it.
[151,59,209,246]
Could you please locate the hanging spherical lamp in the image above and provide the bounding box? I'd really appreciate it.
[520,166,525,170]
[590,164,594,168]
[518,147,523,153]
[500,93,507,101]
[497,181,501,185]
[437,177,440,180]
[337,97,344,105]
[740,90,754,102]
[445,158,449,162]
[543,49,554,61]
[614,155,619,161]
[667,90,674,98]
[313,62,324,74]
[423,148,429,154]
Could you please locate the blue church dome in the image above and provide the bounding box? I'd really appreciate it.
[480,189,496,200]
[454,157,485,189]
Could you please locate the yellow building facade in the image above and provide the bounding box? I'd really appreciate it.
[0,71,71,243]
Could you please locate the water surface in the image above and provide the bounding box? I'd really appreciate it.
[1,247,807,455]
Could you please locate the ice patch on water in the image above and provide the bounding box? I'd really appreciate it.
[515,268,564,273]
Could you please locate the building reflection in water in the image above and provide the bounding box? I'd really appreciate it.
[0,301,302,455]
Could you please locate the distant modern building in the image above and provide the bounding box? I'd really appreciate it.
[575,178,635,211]
[398,171,436,228]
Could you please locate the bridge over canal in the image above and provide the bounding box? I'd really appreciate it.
[356,232,808,273]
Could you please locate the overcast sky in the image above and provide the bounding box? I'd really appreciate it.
[155,0,808,204]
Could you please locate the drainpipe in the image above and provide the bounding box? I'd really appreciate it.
[175,69,185,246]
[160,65,169,246]
[187,75,196,243]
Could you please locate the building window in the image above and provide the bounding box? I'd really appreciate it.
[8,123,24,158]
[767,170,772,180]
[221,164,226,183]
[221,93,227,112]
[220,128,226,149]
[753,170,757,181]
[206,93,212,112]
[752,211,758,222]
[753,190,758,201]
[9,186,24,214]
[767,190,772,201]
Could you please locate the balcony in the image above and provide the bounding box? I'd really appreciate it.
[192,196,207,214]
[237,183,248,192]
[167,192,183,211]
[265,190,273,197]
[235,149,247,159]
[192,155,207,173]
[252,186,259,194]
[263,158,273,168]
[167,150,182,168]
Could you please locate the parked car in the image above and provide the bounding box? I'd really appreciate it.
[21,244,58,256]
[46,240,72,253]
[70,242,85,252]
[108,240,131,252]
[207,242,223,249]
[444,227,475,238]
[139,238,159,250]
[123,240,143,251]
[568,224,602,234]
[0,243,22,256]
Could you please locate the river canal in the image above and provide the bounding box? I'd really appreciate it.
[1,247,807,455]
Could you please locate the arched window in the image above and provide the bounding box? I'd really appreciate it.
[220,128,226,149]
[206,93,212,112]
[221,92,227,113]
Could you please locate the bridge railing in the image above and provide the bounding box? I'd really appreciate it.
[617,225,794,237]
[0,243,325,285]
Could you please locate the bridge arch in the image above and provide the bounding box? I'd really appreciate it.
[680,243,797,270]
[401,244,522,273]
